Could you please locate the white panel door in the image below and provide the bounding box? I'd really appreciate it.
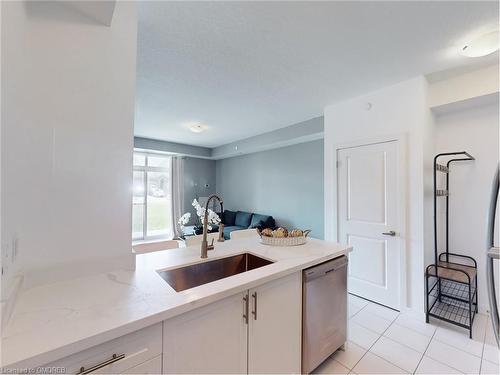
[338,141,401,309]
[248,272,302,374]
[162,292,248,374]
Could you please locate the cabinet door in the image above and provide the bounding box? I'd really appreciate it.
[248,272,302,374]
[163,292,248,374]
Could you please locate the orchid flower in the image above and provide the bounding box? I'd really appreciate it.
[178,212,191,228]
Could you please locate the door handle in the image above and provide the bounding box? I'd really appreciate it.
[382,231,396,236]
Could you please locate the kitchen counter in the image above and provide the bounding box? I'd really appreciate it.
[1,237,351,368]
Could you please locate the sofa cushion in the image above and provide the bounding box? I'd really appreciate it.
[250,214,273,229]
[235,211,252,228]
[250,220,265,229]
[223,226,245,240]
[222,210,236,226]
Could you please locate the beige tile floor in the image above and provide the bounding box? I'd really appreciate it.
[313,294,500,375]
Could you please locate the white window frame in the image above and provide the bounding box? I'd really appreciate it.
[133,151,172,241]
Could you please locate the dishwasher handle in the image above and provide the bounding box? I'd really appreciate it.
[304,256,348,282]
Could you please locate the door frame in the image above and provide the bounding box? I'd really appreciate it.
[326,133,408,311]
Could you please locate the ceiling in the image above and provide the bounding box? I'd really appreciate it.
[135,1,498,148]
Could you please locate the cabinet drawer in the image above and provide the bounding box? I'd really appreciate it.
[45,323,162,374]
[122,355,161,374]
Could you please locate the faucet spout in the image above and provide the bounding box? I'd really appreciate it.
[201,194,224,259]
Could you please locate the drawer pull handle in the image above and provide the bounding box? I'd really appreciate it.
[78,353,125,374]
[243,294,249,324]
[252,292,258,320]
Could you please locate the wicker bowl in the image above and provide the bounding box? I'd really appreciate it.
[258,229,311,246]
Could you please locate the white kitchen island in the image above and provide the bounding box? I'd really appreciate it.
[1,237,351,373]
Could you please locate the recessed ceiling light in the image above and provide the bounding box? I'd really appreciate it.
[461,30,499,57]
[189,123,208,133]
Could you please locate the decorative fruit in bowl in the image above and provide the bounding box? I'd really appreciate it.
[272,227,288,238]
[257,227,311,246]
[261,228,273,237]
[290,229,303,237]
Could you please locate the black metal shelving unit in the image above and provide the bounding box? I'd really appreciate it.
[426,151,478,338]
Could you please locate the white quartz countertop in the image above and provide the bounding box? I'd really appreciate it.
[1,237,351,368]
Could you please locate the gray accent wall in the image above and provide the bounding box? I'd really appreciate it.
[215,139,324,239]
[183,157,217,225]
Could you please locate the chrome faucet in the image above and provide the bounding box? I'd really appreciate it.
[201,194,225,259]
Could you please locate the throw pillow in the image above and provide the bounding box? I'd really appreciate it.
[223,210,236,226]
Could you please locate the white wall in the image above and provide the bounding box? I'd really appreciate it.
[429,64,499,109]
[434,102,499,313]
[324,77,430,315]
[1,1,137,289]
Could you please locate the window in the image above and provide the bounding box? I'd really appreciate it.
[133,152,173,241]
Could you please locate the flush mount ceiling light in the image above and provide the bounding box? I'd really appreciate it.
[461,30,499,57]
[189,123,208,133]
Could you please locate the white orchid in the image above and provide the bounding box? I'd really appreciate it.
[178,212,191,228]
[191,198,221,230]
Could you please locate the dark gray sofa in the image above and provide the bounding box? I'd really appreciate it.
[221,210,275,240]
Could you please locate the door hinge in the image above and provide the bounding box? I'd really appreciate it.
[336,160,341,168]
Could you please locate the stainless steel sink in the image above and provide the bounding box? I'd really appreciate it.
[157,253,274,292]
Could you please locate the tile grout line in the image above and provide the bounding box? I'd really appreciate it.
[382,322,433,356]
[329,299,369,371]
[420,320,473,374]
[412,320,439,374]
[332,302,386,372]
[431,318,487,360]
[365,351,409,374]
[371,312,424,374]
[354,311,407,373]
[478,313,489,374]
[391,315,438,338]
[347,297,369,320]
[349,301,369,319]
[351,303,398,336]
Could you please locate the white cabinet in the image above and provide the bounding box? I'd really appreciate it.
[41,272,302,375]
[162,292,248,374]
[162,272,302,374]
[248,272,302,374]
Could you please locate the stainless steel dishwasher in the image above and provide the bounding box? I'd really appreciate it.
[302,255,348,374]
